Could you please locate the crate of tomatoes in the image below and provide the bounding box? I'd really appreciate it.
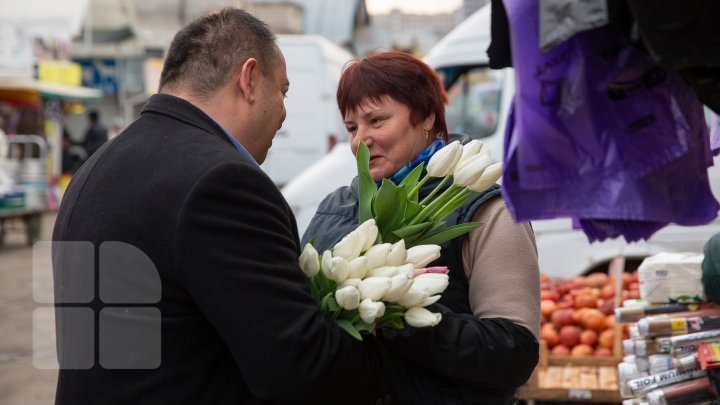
[518,270,638,403]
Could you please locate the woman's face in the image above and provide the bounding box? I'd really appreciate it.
[344,97,433,181]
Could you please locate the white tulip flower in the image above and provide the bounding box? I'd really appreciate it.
[383,273,414,302]
[356,219,379,252]
[347,256,370,279]
[426,140,463,177]
[468,162,502,192]
[405,244,441,268]
[397,288,429,308]
[405,307,442,327]
[333,232,363,260]
[396,263,416,278]
[412,273,450,296]
[359,299,386,324]
[359,277,392,301]
[367,266,398,278]
[328,257,349,283]
[338,278,362,289]
[299,243,320,278]
[335,286,361,310]
[321,250,333,279]
[364,243,392,269]
[419,295,442,307]
[455,140,483,171]
[453,153,493,187]
[385,240,407,266]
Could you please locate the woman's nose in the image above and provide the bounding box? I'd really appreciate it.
[355,127,373,147]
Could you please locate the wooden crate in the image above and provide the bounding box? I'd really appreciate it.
[518,324,623,403]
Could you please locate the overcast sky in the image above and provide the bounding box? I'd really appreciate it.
[365,0,462,15]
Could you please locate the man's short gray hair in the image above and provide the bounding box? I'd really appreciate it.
[159,8,277,100]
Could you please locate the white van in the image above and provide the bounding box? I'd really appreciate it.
[282,6,720,278]
[260,35,353,186]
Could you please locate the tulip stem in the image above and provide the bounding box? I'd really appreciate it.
[418,174,452,206]
[408,185,459,226]
[431,188,471,220]
[408,174,431,200]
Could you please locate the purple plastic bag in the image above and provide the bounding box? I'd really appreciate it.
[500,0,719,242]
[502,83,719,241]
[505,0,691,191]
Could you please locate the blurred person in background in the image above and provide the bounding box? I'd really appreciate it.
[82,109,108,157]
[303,51,541,405]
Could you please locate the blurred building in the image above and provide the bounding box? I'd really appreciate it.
[253,0,370,53]
[357,8,462,56]
[133,0,253,55]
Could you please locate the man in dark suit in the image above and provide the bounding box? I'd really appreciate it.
[52,8,395,404]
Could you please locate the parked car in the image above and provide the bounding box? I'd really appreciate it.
[260,35,353,187]
[282,5,720,279]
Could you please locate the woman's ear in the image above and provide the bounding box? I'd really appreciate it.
[238,58,259,103]
[423,113,436,137]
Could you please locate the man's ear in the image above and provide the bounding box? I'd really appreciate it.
[238,58,259,103]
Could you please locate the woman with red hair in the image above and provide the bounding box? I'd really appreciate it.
[303,51,540,404]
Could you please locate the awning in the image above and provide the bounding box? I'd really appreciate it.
[0,78,102,103]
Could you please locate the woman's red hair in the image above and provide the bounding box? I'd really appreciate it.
[336,51,449,141]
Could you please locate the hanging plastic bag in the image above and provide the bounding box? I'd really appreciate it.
[505,0,693,191]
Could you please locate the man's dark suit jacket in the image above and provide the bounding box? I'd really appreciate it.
[52,94,392,404]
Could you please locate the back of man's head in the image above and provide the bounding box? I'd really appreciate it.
[159,7,277,101]
[88,110,99,122]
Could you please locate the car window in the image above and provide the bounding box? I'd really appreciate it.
[444,67,503,139]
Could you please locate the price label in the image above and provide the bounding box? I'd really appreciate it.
[568,389,592,399]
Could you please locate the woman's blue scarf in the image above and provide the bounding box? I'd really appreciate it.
[380,139,446,186]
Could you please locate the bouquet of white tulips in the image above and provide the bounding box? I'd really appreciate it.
[300,139,503,340]
[300,219,450,340]
[355,138,502,247]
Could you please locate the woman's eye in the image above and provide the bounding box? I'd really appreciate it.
[371,117,384,125]
[346,127,357,134]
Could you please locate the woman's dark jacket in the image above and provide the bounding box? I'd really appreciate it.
[303,151,539,405]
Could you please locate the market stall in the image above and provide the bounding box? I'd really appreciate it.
[519,259,632,403]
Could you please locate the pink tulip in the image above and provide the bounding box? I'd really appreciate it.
[413,266,449,276]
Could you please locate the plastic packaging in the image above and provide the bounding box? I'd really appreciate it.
[645,376,715,405]
[615,303,696,323]
[638,253,705,304]
[628,367,705,396]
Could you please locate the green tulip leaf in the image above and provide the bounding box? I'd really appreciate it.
[339,309,359,320]
[356,140,377,224]
[327,295,339,312]
[404,201,424,222]
[373,180,407,240]
[430,191,473,222]
[430,220,446,231]
[388,317,405,330]
[354,320,376,334]
[391,222,432,240]
[399,163,425,203]
[413,222,483,246]
[336,319,363,341]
